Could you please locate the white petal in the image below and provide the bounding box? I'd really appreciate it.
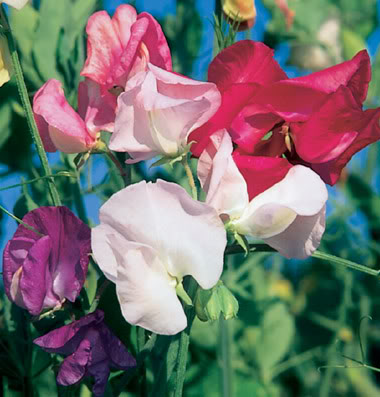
[263,206,326,259]
[112,240,187,335]
[198,129,248,218]
[233,165,328,238]
[91,224,120,283]
[96,179,226,289]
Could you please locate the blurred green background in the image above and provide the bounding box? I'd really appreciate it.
[1,0,380,396]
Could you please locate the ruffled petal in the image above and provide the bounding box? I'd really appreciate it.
[208,40,287,91]
[19,235,53,315]
[93,180,226,290]
[198,129,249,218]
[111,240,187,335]
[56,339,91,386]
[233,165,328,238]
[33,79,94,153]
[110,65,221,161]
[263,206,326,259]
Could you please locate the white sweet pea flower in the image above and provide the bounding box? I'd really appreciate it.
[109,63,221,163]
[197,130,328,259]
[91,180,227,335]
[1,0,29,10]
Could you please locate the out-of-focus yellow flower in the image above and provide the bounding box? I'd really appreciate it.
[0,0,29,10]
[0,35,12,87]
[221,0,256,31]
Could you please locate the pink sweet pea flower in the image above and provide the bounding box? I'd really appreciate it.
[81,4,171,96]
[190,40,380,185]
[109,63,221,163]
[92,180,227,335]
[33,79,114,153]
[2,206,91,315]
[198,130,327,258]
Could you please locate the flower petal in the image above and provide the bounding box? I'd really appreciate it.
[110,65,221,161]
[56,339,91,386]
[208,40,287,91]
[232,153,293,199]
[233,165,328,238]
[81,6,136,87]
[19,235,53,315]
[33,79,93,153]
[263,206,326,259]
[198,129,249,218]
[112,240,187,335]
[94,180,226,290]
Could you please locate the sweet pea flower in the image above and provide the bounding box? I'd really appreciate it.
[92,180,227,335]
[81,4,171,96]
[0,35,11,87]
[2,206,91,315]
[190,40,380,185]
[33,79,114,153]
[0,0,29,10]
[198,130,328,258]
[109,63,221,163]
[221,0,256,31]
[34,310,136,396]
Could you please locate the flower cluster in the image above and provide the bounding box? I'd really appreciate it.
[1,2,379,395]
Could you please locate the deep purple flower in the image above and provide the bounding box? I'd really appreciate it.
[34,310,136,396]
[2,206,91,315]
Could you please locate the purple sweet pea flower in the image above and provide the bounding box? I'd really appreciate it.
[34,310,136,396]
[2,206,91,315]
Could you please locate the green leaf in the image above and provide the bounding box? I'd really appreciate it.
[32,0,67,83]
[13,180,38,220]
[241,302,295,371]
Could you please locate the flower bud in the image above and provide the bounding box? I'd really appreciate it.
[221,0,256,31]
[195,281,239,322]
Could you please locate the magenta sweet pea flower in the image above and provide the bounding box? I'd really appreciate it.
[2,206,91,315]
[34,310,136,397]
[109,63,221,163]
[190,40,380,185]
[33,79,114,153]
[81,4,171,96]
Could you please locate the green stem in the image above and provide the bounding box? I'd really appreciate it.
[106,150,130,186]
[320,271,353,397]
[181,156,197,200]
[173,277,198,397]
[225,243,380,277]
[218,316,233,397]
[0,172,76,192]
[0,203,43,236]
[0,6,61,206]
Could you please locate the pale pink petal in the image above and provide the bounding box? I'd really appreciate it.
[198,129,248,218]
[78,79,116,135]
[112,4,137,48]
[111,240,187,335]
[233,165,328,238]
[33,79,94,153]
[263,206,326,259]
[94,180,226,289]
[110,65,221,161]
